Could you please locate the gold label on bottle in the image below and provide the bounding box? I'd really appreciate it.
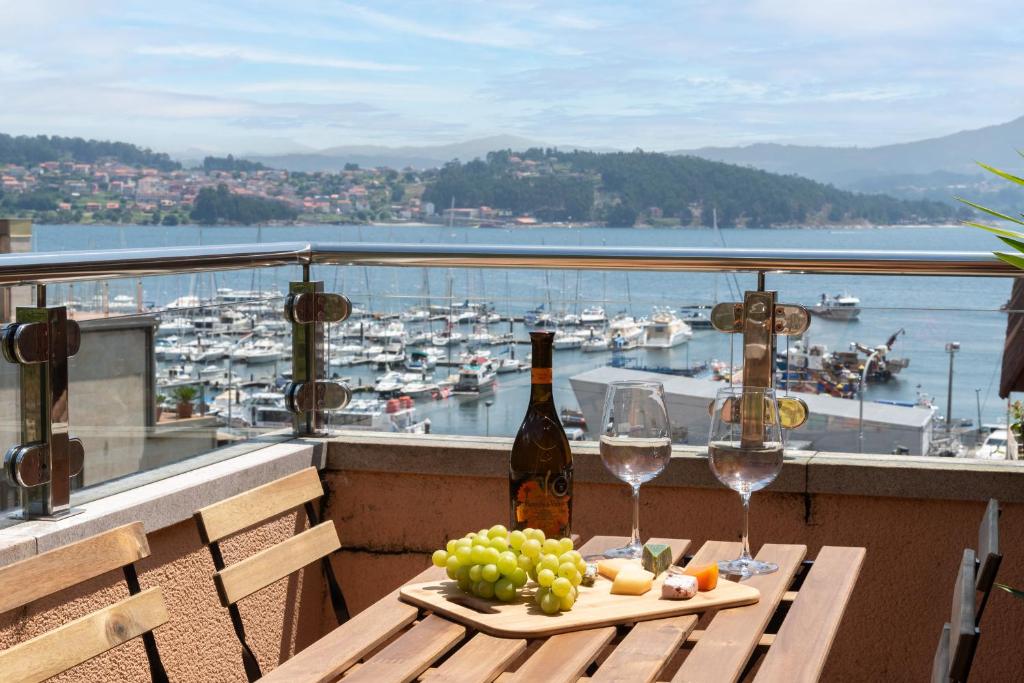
[513,472,571,537]
[531,367,552,383]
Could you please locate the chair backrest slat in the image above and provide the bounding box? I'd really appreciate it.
[214,520,341,606]
[195,467,324,543]
[976,499,1001,595]
[0,585,168,683]
[0,522,149,614]
[949,548,979,682]
[931,623,951,683]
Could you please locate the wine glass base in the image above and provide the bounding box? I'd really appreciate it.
[598,543,643,560]
[718,558,778,578]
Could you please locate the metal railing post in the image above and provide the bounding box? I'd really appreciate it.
[2,291,85,519]
[284,278,353,436]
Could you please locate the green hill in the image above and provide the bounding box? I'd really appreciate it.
[0,133,180,171]
[422,149,965,227]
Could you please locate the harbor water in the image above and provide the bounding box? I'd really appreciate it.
[31,223,1014,440]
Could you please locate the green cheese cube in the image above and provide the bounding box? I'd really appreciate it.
[642,542,672,575]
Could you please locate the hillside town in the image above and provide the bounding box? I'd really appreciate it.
[0,157,448,225]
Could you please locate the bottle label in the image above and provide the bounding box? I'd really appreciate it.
[531,368,552,384]
[513,472,571,537]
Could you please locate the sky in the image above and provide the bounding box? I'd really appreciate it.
[1,0,1023,156]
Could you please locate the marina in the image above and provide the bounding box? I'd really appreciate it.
[31,222,1018,457]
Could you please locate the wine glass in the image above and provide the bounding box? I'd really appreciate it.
[708,386,784,577]
[597,380,672,559]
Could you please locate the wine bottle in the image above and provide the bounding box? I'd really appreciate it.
[509,331,573,538]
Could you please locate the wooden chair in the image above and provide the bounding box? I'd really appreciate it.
[974,498,1001,624]
[931,548,979,683]
[0,522,169,683]
[194,466,349,681]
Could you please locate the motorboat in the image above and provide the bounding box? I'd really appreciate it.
[496,357,526,373]
[678,304,714,329]
[608,313,644,350]
[405,348,437,372]
[553,331,585,350]
[374,371,406,395]
[452,357,498,396]
[642,308,693,348]
[580,306,607,325]
[432,329,464,347]
[811,293,862,321]
[157,317,194,337]
[330,397,429,434]
[231,339,286,364]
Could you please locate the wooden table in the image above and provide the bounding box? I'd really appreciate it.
[262,536,865,683]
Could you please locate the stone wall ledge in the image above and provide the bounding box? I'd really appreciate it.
[0,438,324,568]
[326,431,1024,504]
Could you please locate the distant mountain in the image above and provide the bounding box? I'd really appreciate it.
[248,135,613,171]
[675,116,1024,189]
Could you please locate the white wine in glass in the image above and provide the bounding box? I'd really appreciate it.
[597,380,671,559]
[708,386,784,577]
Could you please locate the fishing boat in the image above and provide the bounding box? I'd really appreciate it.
[812,293,862,321]
[452,356,498,396]
[642,307,693,348]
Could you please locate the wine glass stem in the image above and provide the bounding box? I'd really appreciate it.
[630,484,641,549]
[739,491,752,562]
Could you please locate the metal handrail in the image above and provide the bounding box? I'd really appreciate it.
[0,241,1016,286]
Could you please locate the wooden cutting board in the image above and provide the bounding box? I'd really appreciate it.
[398,567,760,638]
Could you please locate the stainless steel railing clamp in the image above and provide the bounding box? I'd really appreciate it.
[285,282,351,436]
[284,292,352,325]
[710,289,811,431]
[285,382,352,414]
[1,305,85,520]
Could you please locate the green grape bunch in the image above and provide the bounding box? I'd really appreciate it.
[431,524,588,613]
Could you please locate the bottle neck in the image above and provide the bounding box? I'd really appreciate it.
[530,333,554,404]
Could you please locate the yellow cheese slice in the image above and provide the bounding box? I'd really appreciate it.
[610,567,655,595]
[596,558,636,580]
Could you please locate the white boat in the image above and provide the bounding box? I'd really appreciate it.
[365,321,406,341]
[157,317,194,337]
[580,306,607,325]
[374,371,406,394]
[400,306,431,322]
[406,330,433,346]
[553,332,585,350]
[183,338,230,363]
[582,336,609,352]
[642,308,693,348]
[812,293,862,321]
[155,338,188,362]
[401,381,438,397]
[432,330,464,347]
[496,357,526,373]
[467,324,496,346]
[608,314,645,350]
[405,349,437,372]
[330,397,429,434]
[452,357,497,395]
[231,339,286,364]
[479,312,502,324]
[975,429,1009,460]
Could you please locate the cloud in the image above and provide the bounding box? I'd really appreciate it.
[136,44,417,72]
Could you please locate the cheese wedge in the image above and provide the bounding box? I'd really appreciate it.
[610,567,654,595]
[596,558,635,580]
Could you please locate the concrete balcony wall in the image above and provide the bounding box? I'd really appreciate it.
[324,433,1024,682]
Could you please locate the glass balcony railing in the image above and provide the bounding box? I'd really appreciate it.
[0,239,1020,521]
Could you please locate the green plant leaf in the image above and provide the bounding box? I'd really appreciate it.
[995,582,1024,599]
[978,162,1024,187]
[994,252,1024,270]
[956,197,1024,226]
[962,221,1024,240]
[997,235,1024,253]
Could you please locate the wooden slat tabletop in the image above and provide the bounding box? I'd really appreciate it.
[265,537,862,683]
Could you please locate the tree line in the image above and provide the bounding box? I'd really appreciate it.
[422,149,966,226]
[190,184,297,225]
[0,133,180,171]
